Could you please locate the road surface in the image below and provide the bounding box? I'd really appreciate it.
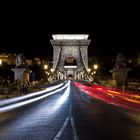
[0,81,140,140]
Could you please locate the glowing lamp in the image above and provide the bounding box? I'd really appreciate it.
[0,59,2,65]
[93,71,96,74]
[51,68,54,73]
[93,64,98,70]
[87,68,91,72]
[44,64,48,70]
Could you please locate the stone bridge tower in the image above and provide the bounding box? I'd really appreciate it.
[50,34,91,80]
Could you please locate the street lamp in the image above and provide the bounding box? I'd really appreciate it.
[93,64,98,70]
[93,71,96,74]
[44,64,48,70]
[87,68,91,73]
[91,71,96,75]
[50,68,54,73]
[0,59,2,65]
[46,71,50,75]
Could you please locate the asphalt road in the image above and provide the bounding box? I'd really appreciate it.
[0,81,140,140]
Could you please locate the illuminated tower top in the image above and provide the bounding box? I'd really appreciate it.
[52,34,89,40]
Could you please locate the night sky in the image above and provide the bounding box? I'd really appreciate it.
[0,31,139,61]
[0,1,139,80]
[0,3,139,61]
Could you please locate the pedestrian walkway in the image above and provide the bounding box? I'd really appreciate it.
[0,80,63,101]
[0,88,17,100]
[0,94,16,100]
[0,86,45,101]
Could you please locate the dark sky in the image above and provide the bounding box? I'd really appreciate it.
[0,31,139,61]
[0,1,139,79]
[0,2,139,61]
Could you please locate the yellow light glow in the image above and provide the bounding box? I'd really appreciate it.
[51,68,54,73]
[125,97,140,104]
[133,95,140,99]
[87,68,91,72]
[93,64,98,70]
[44,64,48,70]
[0,59,2,65]
[108,90,120,94]
[93,71,96,74]
[108,91,140,104]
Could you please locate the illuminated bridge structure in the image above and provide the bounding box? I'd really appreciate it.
[49,34,92,80]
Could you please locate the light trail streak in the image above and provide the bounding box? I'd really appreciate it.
[108,90,120,94]
[0,82,65,106]
[74,82,140,112]
[0,81,69,113]
[50,80,71,112]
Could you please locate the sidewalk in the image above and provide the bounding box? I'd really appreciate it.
[0,94,16,100]
[0,86,45,101]
[0,87,20,100]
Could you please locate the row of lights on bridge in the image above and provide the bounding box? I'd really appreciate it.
[44,64,54,76]
[44,64,98,76]
[87,64,98,75]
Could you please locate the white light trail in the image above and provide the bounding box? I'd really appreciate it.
[50,80,71,112]
[0,81,69,113]
[57,81,70,104]
[0,82,65,107]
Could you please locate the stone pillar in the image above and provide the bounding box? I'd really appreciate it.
[110,53,131,90]
[81,72,84,79]
[57,72,59,79]
[11,68,32,84]
[80,46,88,70]
[60,73,63,80]
[11,68,26,82]
[77,73,80,79]
[110,68,130,89]
[77,46,81,68]
[53,46,61,70]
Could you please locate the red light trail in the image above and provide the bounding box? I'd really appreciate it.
[74,82,140,112]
